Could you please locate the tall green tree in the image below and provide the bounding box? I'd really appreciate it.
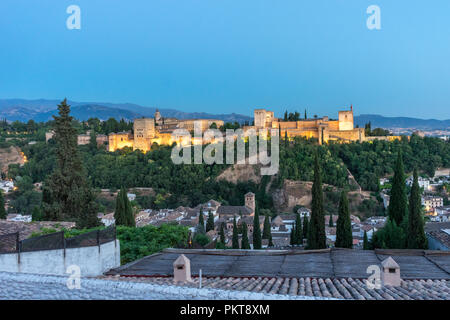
[232,216,239,249]
[252,206,262,249]
[219,222,225,245]
[241,221,250,249]
[0,190,6,219]
[363,230,369,250]
[328,213,334,227]
[262,214,271,239]
[115,187,135,227]
[335,191,352,248]
[88,129,97,153]
[42,99,100,228]
[290,226,297,245]
[302,216,309,243]
[206,210,215,232]
[388,151,408,226]
[307,150,326,249]
[295,213,302,243]
[407,168,428,249]
[196,210,205,234]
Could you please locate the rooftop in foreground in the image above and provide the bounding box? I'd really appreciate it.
[103,248,450,300]
[107,248,450,280]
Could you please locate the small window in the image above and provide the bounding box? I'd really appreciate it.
[389,268,396,273]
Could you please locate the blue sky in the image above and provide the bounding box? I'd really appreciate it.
[0,0,449,119]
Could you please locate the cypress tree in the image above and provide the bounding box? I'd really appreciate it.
[307,150,326,249]
[241,221,250,249]
[295,213,302,243]
[290,226,296,245]
[268,234,274,247]
[302,216,309,243]
[407,168,428,249]
[206,210,215,232]
[197,210,205,234]
[219,222,225,245]
[89,129,97,153]
[32,206,42,222]
[284,131,288,147]
[252,206,262,249]
[262,214,271,239]
[232,216,239,249]
[363,230,369,250]
[329,213,334,227]
[0,190,6,219]
[284,111,288,121]
[115,187,135,227]
[42,99,100,228]
[388,151,408,226]
[335,191,352,248]
[304,109,307,119]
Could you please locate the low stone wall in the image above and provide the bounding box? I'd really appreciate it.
[0,271,332,300]
[0,240,120,277]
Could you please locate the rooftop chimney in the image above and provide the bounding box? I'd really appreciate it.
[173,254,192,283]
[381,256,401,287]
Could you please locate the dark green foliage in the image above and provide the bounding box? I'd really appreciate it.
[388,151,408,226]
[295,213,302,243]
[206,210,215,232]
[0,190,6,219]
[262,214,271,239]
[335,191,352,248]
[328,212,334,227]
[268,234,274,247]
[219,222,225,245]
[363,230,369,250]
[371,218,406,249]
[241,221,250,249]
[114,187,135,227]
[290,227,296,245]
[194,233,210,246]
[302,216,309,242]
[328,135,450,191]
[117,224,188,264]
[307,150,326,249]
[407,168,427,249]
[197,210,205,234]
[252,204,262,249]
[41,99,100,228]
[7,176,41,215]
[31,206,43,222]
[232,216,239,249]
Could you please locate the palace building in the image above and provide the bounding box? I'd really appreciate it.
[243,106,366,144]
[108,110,224,152]
[106,106,400,152]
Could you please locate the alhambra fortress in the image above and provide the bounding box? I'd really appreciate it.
[46,107,400,152]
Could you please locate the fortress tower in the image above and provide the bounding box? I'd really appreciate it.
[245,192,255,212]
[338,107,354,131]
[133,118,156,152]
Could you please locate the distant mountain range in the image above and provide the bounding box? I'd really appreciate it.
[0,99,449,130]
[354,114,450,130]
[0,99,252,124]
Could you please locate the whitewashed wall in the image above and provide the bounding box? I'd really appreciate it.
[0,240,120,276]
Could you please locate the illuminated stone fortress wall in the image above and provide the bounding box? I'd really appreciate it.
[108,110,224,152]
[246,106,366,144]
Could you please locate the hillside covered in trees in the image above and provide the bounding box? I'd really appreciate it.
[2,115,449,217]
